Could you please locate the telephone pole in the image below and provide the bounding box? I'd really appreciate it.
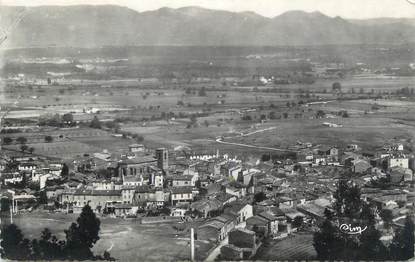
[10,196,14,224]
[190,227,195,261]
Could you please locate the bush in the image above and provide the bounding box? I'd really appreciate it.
[1,205,104,261]
[3,137,13,145]
[16,136,27,144]
[90,116,102,129]
[241,115,252,121]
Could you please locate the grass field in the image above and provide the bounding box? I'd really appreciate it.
[227,116,413,151]
[122,102,415,155]
[1,212,213,261]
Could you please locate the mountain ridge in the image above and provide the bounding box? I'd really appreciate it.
[1,5,414,48]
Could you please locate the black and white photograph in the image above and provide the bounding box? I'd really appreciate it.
[0,0,414,261]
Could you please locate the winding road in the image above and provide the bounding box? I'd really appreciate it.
[213,126,296,153]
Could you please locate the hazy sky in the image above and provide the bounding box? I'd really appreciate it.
[2,0,415,19]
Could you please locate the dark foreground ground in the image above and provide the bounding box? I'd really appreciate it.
[1,211,213,261]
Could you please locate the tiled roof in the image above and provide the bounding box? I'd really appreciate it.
[246,215,268,225]
[171,186,194,194]
[119,156,156,164]
[135,185,155,193]
[74,189,122,196]
[172,175,194,181]
[225,201,250,215]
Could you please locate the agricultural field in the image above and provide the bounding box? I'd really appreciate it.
[118,97,415,155]
[1,127,136,159]
[3,74,415,159]
[223,99,415,152]
[227,117,412,151]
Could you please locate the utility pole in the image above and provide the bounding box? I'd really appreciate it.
[10,205,13,224]
[10,197,14,224]
[190,227,195,261]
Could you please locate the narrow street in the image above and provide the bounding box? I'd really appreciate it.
[204,222,246,261]
[204,236,228,261]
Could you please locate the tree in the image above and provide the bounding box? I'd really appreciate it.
[292,216,304,228]
[242,115,252,121]
[62,113,74,124]
[315,181,388,261]
[189,115,197,127]
[19,173,28,188]
[16,136,27,144]
[390,216,414,260]
[90,116,102,129]
[3,137,12,145]
[0,224,31,260]
[38,228,64,260]
[0,197,10,211]
[358,203,387,260]
[332,82,342,93]
[333,180,362,219]
[61,163,69,177]
[198,87,207,96]
[379,209,393,230]
[313,219,342,260]
[45,135,53,143]
[65,223,88,259]
[2,207,104,261]
[65,205,101,260]
[28,147,35,154]
[316,110,326,119]
[103,250,114,261]
[39,190,48,204]
[20,144,28,152]
[341,111,349,118]
[96,168,112,180]
[253,192,267,203]
[132,134,144,143]
[323,208,334,220]
[343,183,362,219]
[105,121,120,130]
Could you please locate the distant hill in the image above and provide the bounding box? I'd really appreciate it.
[1,5,415,48]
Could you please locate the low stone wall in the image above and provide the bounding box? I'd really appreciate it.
[140,216,182,224]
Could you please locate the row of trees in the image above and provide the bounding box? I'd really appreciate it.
[3,136,53,145]
[184,86,207,96]
[1,205,113,261]
[313,180,414,261]
[2,135,54,154]
[39,113,75,127]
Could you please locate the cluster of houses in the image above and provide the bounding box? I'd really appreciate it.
[1,139,414,260]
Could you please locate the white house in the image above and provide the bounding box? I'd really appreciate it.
[388,156,409,169]
[170,187,194,205]
[224,202,253,224]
